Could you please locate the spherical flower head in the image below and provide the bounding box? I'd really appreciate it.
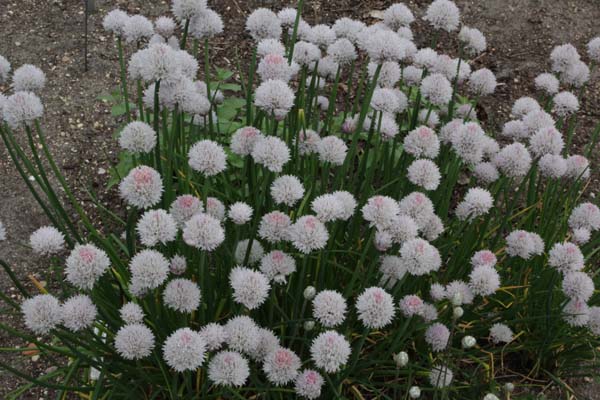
[271,175,304,206]
[511,97,541,119]
[362,195,400,229]
[119,166,163,209]
[407,159,441,191]
[587,37,600,62]
[188,139,227,176]
[588,306,600,335]
[399,294,424,316]
[189,8,223,39]
[12,64,45,93]
[310,330,351,373]
[333,18,365,44]
[534,72,559,95]
[316,55,339,80]
[61,295,97,332]
[445,280,474,305]
[231,126,263,156]
[420,73,452,106]
[3,91,44,129]
[172,0,208,21]
[552,91,579,117]
[257,53,297,82]
[129,249,169,291]
[326,191,355,221]
[471,250,497,268]
[228,202,253,225]
[473,162,500,184]
[22,294,61,335]
[468,265,500,296]
[549,242,584,274]
[312,290,347,328]
[257,38,286,58]
[234,239,264,265]
[128,43,181,83]
[450,122,487,165]
[136,209,177,247]
[371,87,403,114]
[400,238,442,276]
[455,187,494,221]
[459,26,486,55]
[154,16,176,37]
[566,154,590,180]
[327,38,357,65]
[251,135,291,172]
[429,364,453,388]
[419,108,440,128]
[182,213,224,251]
[563,298,590,327]
[538,154,567,179]
[204,197,227,222]
[103,9,129,36]
[356,287,395,329]
[317,136,348,166]
[505,230,542,259]
[170,194,203,227]
[404,126,440,158]
[569,202,600,232]
[292,41,321,66]
[374,229,393,252]
[115,323,155,360]
[120,302,144,324]
[529,126,564,158]
[123,15,154,43]
[311,194,344,222]
[229,266,270,310]
[289,215,329,254]
[425,322,450,352]
[364,30,408,63]
[163,328,206,372]
[225,315,260,354]
[562,60,590,88]
[493,142,532,178]
[295,369,324,399]
[403,65,424,86]
[430,283,446,302]
[468,68,496,96]
[258,211,291,243]
[208,350,250,387]
[199,323,228,351]
[277,7,297,27]
[163,278,201,313]
[29,226,65,256]
[398,192,436,229]
[572,228,591,245]
[66,244,111,290]
[296,128,321,156]
[119,121,157,154]
[383,3,414,30]
[562,271,594,302]
[550,43,580,73]
[260,250,296,283]
[424,0,460,31]
[368,61,400,88]
[246,327,280,362]
[489,322,513,344]
[263,347,301,386]
[246,8,282,41]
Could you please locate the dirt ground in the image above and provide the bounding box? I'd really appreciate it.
[1,0,600,398]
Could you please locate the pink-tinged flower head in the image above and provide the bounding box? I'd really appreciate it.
[182,213,224,251]
[208,350,250,387]
[119,166,163,209]
[425,322,450,352]
[295,369,324,399]
[289,215,329,254]
[471,250,497,268]
[115,323,155,360]
[548,242,584,274]
[163,328,206,372]
[310,330,351,373]
[399,294,424,317]
[263,347,301,386]
[66,244,111,290]
[356,287,395,329]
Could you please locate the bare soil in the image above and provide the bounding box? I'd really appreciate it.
[1,0,599,398]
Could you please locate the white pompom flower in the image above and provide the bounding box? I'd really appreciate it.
[252,135,291,172]
[61,295,97,332]
[289,215,329,254]
[21,294,62,335]
[310,330,351,373]
[188,140,227,176]
[229,267,270,310]
[136,209,177,247]
[208,351,250,387]
[228,202,253,225]
[65,244,111,290]
[182,213,225,251]
[163,328,207,372]
[115,323,156,360]
[119,166,163,209]
[163,278,201,313]
[29,226,65,256]
[263,347,301,386]
[312,290,348,328]
[356,287,396,329]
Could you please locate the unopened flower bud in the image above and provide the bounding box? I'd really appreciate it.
[483,394,500,400]
[303,286,316,300]
[409,386,421,398]
[504,382,515,393]
[461,335,476,348]
[451,292,463,306]
[393,351,409,367]
[303,320,315,331]
[453,306,464,319]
